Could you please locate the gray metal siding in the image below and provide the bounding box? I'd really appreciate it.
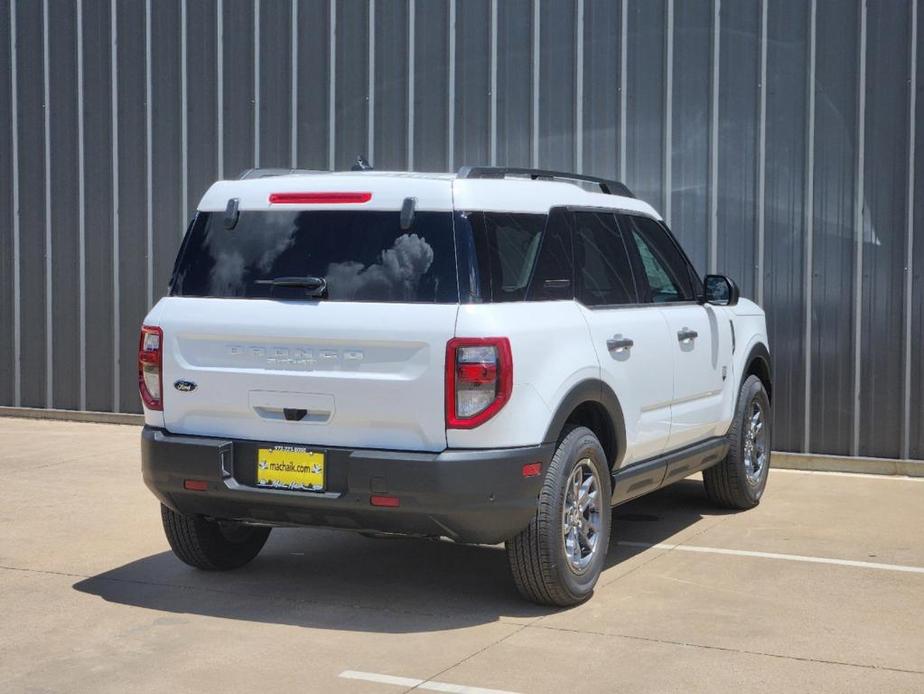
[333,0,368,171]
[717,0,759,301]
[810,0,858,456]
[913,0,923,460]
[412,0,448,172]
[625,0,664,210]
[373,0,408,170]
[150,0,183,302]
[670,0,710,271]
[186,0,218,211]
[859,2,910,458]
[538,0,576,171]
[1,0,921,461]
[81,0,114,413]
[14,0,46,408]
[0,3,12,406]
[221,0,255,178]
[581,0,620,181]
[115,0,148,414]
[496,0,533,168]
[295,0,329,169]
[258,0,292,169]
[453,0,490,170]
[764,0,808,454]
[48,0,80,410]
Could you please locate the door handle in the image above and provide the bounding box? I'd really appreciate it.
[607,336,634,352]
[677,328,698,343]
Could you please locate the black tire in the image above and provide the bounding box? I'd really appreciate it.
[703,374,772,509]
[506,426,612,607]
[161,504,271,570]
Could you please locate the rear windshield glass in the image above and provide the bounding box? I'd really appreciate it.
[170,210,459,303]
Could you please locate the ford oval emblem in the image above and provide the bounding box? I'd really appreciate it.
[174,380,197,393]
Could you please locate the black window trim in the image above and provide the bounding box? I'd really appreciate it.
[556,205,704,291]
[168,214,198,296]
[559,205,704,311]
[569,207,642,308]
[453,204,706,309]
[617,211,705,306]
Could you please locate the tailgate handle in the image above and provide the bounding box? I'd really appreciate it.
[284,408,308,422]
[250,391,334,423]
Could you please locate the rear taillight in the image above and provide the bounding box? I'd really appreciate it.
[445,337,512,429]
[138,325,163,411]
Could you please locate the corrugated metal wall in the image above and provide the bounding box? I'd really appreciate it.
[0,0,921,460]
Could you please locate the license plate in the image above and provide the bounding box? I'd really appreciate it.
[257,446,325,492]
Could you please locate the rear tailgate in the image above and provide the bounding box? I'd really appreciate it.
[153,298,457,451]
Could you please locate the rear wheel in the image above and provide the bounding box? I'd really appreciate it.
[506,426,612,606]
[161,504,271,570]
[703,375,771,509]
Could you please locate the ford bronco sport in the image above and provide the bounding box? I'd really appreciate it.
[140,166,772,606]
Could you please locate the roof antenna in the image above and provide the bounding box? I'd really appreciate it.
[351,155,373,171]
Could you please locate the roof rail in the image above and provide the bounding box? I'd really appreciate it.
[238,168,324,180]
[456,166,634,198]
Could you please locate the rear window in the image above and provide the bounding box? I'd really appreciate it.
[466,212,548,302]
[170,210,459,303]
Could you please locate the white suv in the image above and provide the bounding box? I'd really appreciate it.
[140,166,772,606]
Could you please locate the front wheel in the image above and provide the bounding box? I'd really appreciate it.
[703,374,772,509]
[506,426,612,607]
[161,504,271,570]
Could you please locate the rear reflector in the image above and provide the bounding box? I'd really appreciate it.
[184,479,208,491]
[370,495,400,508]
[269,192,372,204]
[522,463,542,478]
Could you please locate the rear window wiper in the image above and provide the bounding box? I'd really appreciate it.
[254,276,328,298]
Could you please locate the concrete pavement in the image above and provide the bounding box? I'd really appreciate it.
[1,418,922,693]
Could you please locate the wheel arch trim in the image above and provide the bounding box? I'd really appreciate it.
[543,379,627,468]
[742,342,772,403]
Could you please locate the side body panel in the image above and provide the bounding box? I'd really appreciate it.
[728,299,771,419]
[659,303,736,448]
[448,302,599,449]
[578,304,674,466]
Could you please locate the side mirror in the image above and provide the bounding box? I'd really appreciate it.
[703,274,739,306]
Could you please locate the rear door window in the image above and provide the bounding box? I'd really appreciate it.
[169,210,459,303]
[526,207,574,301]
[573,211,639,306]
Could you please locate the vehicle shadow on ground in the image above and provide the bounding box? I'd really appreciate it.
[73,479,733,633]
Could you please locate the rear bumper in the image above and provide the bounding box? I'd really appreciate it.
[141,426,553,544]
